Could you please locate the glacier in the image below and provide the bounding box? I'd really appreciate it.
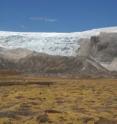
[0,27,117,56]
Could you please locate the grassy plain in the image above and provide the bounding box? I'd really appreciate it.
[0,74,116,124]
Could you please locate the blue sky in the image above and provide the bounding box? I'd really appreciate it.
[0,0,117,32]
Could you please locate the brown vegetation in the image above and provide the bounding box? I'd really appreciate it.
[0,74,116,123]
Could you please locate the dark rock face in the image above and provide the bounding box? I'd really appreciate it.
[78,32,117,72]
[78,33,117,62]
[91,33,117,62]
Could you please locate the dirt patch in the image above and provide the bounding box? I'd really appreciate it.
[0,81,55,86]
[45,109,62,114]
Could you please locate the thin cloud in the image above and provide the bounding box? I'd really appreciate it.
[29,17,57,22]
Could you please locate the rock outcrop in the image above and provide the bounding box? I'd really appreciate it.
[78,32,117,72]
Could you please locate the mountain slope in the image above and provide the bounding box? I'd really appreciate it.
[0,52,109,77]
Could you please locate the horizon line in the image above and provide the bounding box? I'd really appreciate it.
[0,26,117,33]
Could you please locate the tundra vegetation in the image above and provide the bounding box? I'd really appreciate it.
[0,73,116,124]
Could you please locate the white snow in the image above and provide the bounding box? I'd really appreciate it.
[0,27,117,56]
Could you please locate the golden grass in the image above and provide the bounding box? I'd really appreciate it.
[0,75,116,123]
